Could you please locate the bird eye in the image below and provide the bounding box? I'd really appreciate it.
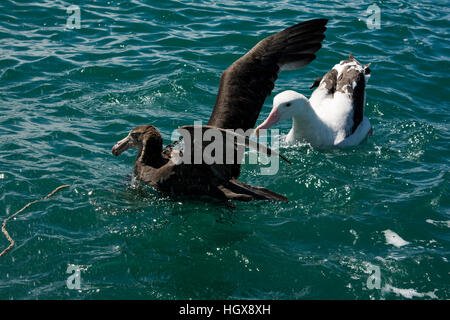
[286,103,291,107]
[131,132,139,139]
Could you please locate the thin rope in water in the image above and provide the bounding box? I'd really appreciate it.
[0,184,70,258]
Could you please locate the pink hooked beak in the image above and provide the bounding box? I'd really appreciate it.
[254,109,281,137]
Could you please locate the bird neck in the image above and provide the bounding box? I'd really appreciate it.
[138,139,165,168]
[290,101,324,140]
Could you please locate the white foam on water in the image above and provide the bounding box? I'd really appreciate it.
[383,230,410,248]
[383,284,438,299]
[426,219,450,228]
[349,229,358,245]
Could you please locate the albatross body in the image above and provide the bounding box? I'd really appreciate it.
[255,54,372,148]
[112,125,291,201]
[112,19,328,201]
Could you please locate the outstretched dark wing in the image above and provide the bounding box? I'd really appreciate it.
[208,19,328,131]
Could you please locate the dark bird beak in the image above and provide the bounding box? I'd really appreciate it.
[364,63,372,75]
[310,77,323,90]
[112,135,133,156]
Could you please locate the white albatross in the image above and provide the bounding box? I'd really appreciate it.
[255,54,373,148]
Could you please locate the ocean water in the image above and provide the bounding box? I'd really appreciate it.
[0,0,449,300]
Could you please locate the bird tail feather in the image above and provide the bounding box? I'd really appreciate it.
[217,179,288,202]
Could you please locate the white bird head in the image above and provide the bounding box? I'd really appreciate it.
[255,90,309,137]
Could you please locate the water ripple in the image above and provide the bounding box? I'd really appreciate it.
[0,0,448,299]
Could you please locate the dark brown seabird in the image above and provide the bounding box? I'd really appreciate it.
[112,19,328,201]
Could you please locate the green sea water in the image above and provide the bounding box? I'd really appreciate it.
[0,0,449,299]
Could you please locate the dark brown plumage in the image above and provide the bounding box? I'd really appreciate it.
[112,19,328,201]
[208,19,328,131]
[208,18,327,178]
[112,125,288,201]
